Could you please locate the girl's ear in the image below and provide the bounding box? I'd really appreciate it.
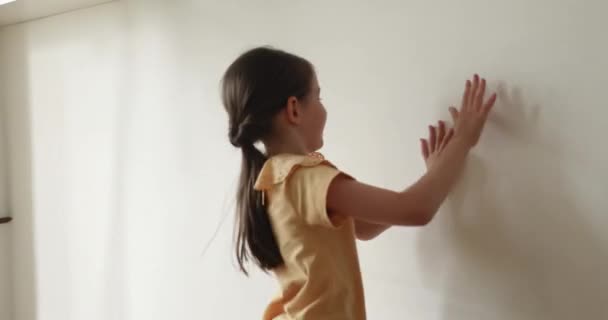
[284,96,301,125]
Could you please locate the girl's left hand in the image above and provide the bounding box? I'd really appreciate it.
[421,120,454,169]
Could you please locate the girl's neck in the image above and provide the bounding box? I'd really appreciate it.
[263,139,309,157]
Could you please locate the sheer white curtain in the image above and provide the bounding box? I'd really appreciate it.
[1,1,274,319]
[1,2,128,319]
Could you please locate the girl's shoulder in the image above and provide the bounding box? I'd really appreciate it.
[254,152,336,191]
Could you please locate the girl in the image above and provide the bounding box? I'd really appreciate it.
[221,46,497,319]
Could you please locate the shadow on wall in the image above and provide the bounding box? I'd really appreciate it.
[1,24,38,320]
[417,82,608,319]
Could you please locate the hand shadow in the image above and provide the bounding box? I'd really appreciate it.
[417,82,608,319]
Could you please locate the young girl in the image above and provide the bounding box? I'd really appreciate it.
[221,47,497,319]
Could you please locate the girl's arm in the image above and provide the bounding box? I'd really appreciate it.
[328,75,497,227]
[351,116,457,240]
[353,220,390,241]
[355,121,454,241]
[328,136,470,226]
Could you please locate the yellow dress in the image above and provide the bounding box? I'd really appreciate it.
[254,153,366,320]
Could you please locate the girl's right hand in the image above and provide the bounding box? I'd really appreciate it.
[326,74,499,229]
[449,74,497,148]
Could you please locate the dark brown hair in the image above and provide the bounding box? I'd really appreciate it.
[221,46,314,275]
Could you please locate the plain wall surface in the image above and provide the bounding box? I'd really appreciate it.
[0,53,12,319]
[0,0,607,319]
[0,2,126,320]
[0,0,115,26]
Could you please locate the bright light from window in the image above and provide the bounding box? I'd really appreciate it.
[0,0,17,5]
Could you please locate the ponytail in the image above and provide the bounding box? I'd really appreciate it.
[234,143,283,275]
[221,46,314,274]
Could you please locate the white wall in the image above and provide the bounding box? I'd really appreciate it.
[0,44,13,318]
[0,2,127,320]
[0,0,607,319]
[0,226,10,320]
[0,14,36,320]
[0,0,115,26]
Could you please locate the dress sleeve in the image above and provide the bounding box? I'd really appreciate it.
[286,163,352,228]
